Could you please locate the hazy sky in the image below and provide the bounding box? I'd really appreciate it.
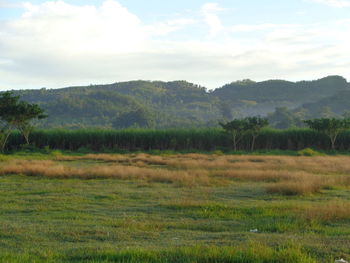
[0,0,349,90]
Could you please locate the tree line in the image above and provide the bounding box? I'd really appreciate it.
[220,117,350,151]
[1,91,350,152]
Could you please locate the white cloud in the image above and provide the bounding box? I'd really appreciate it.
[200,3,224,35]
[11,0,147,54]
[0,0,350,90]
[309,0,350,7]
[147,18,197,36]
[0,0,23,8]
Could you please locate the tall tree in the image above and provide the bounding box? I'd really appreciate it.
[244,117,269,151]
[0,91,46,151]
[220,119,246,151]
[304,118,350,150]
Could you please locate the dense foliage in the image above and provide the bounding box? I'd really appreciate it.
[220,117,269,151]
[0,92,46,151]
[6,128,350,152]
[304,118,350,149]
[8,75,349,129]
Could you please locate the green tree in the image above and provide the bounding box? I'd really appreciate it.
[304,118,350,150]
[113,108,155,129]
[244,116,269,151]
[0,91,46,151]
[268,107,297,129]
[220,119,246,151]
[320,106,337,118]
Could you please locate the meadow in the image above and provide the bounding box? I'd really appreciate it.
[0,152,349,262]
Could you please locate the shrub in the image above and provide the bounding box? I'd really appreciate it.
[297,148,324,157]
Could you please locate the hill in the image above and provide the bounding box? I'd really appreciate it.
[16,80,221,129]
[301,89,350,118]
[7,76,350,129]
[211,75,349,116]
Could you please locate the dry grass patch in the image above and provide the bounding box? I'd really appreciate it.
[0,160,210,187]
[211,170,311,182]
[265,174,331,196]
[3,154,350,193]
[301,201,350,222]
[266,181,323,196]
[54,154,350,175]
[266,173,349,196]
[56,153,169,166]
[56,154,130,163]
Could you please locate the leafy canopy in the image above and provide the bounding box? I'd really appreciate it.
[220,116,269,151]
[0,91,47,150]
[0,91,47,125]
[304,118,350,150]
[304,118,350,134]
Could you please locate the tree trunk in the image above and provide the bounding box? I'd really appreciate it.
[329,134,338,150]
[330,136,336,150]
[18,124,32,145]
[23,133,30,145]
[232,134,237,151]
[22,130,30,145]
[0,129,12,152]
[251,135,257,151]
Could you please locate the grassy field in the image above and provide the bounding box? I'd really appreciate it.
[0,152,349,262]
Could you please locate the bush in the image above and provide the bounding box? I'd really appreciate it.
[297,148,325,157]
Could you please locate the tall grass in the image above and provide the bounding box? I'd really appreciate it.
[0,160,211,186]
[64,245,317,263]
[2,154,350,195]
[0,245,317,263]
[6,128,350,152]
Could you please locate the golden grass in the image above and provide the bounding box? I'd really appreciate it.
[2,154,350,194]
[0,160,210,187]
[301,201,350,222]
[211,170,309,182]
[56,153,169,166]
[266,180,325,195]
[55,153,350,174]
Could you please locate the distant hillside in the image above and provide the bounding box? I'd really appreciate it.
[16,80,221,129]
[301,89,350,118]
[211,76,349,116]
[7,75,350,129]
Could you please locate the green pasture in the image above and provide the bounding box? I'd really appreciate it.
[0,154,349,262]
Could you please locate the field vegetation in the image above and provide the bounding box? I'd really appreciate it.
[5,127,350,152]
[13,76,350,129]
[0,152,349,262]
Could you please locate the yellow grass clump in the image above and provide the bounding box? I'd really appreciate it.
[0,160,210,187]
[266,180,325,196]
[301,201,350,222]
[1,154,350,194]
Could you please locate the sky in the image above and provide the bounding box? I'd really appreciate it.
[0,0,350,90]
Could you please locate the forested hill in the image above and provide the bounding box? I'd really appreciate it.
[211,76,349,116]
[9,75,350,129]
[16,81,221,129]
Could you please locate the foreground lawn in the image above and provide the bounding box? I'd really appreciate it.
[0,153,349,262]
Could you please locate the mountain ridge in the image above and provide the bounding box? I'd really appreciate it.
[5,75,349,129]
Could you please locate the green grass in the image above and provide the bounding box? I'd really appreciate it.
[0,246,317,263]
[0,154,349,262]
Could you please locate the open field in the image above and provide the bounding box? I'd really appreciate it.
[0,153,349,262]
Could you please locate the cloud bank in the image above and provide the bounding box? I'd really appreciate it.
[0,0,349,90]
[310,0,350,7]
